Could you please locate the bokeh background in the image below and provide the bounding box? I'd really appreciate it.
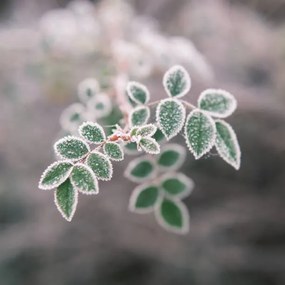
[1,0,285,284]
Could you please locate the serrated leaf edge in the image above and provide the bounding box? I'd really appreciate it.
[103,142,124,161]
[198,88,237,118]
[54,181,78,222]
[136,124,157,137]
[86,151,113,181]
[215,119,241,170]
[155,197,190,234]
[156,98,186,140]
[163,65,191,98]
[126,81,150,105]
[184,109,216,159]
[139,137,160,155]
[78,121,106,144]
[39,161,74,190]
[54,135,90,161]
[70,163,99,195]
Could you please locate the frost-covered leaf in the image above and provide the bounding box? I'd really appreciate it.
[156,98,185,140]
[198,89,237,118]
[160,173,194,199]
[78,78,100,103]
[54,179,78,222]
[139,138,160,154]
[78,121,105,144]
[70,163,98,195]
[127,81,150,105]
[125,157,156,182]
[60,103,86,133]
[54,136,90,161]
[39,161,73,190]
[130,127,139,136]
[157,144,186,170]
[87,93,112,119]
[184,110,216,159]
[155,198,189,234]
[103,142,124,161]
[124,142,139,155]
[137,124,157,137]
[163,65,191,98]
[86,151,113,181]
[129,184,160,213]
[215,120,241,170]
[129,106,150,127]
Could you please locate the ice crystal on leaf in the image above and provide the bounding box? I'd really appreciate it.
[127,81,150,105]
[156,98,185,140]
[103,142,124,161]
[129,106,150,127]
[139,138,160,154]
[79,121,105,144]
[184,110,216,159]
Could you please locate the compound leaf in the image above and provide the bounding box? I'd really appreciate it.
[157,144,186,170]
[103,142,124,161]
[139,138,160,154]
[215,120,241,170]
[87,151,113,181]
[129,184,160,213]
[198,89,237,118]
[70,163,98,194]
[184,110,216,159]
[79,121,105,144]
[156,98,185,140]
[129,106,150,127]
[54,136,90,161]
[54,179,78,222]
[39,161,73,190]
[125,157,156,182]
[155,198,189,234]
[163,65,191,98]
[127,81,150,105]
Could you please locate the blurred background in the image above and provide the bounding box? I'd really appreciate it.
[1,0,285,284]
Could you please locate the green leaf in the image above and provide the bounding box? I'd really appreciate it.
[78,78,100,102]
[184,110,216,159]
[139,138,160,154]
[136,124,157,137]
[129,184,160,213]
[215,120,241,170]
[54,136,90,161]
[127,81,150,105]
[198,89,237,118]
[157,144,186,170]
[160,173,194,199]
[70,163,98,195]
[78,121,105,144]
[125,157,156,182]
[103,142,124,161]
[129,106,150,127]
[163,65,191,98]
[86,151,113,181]
[156,98,185,140]
[155,198,189,234]
[124,142,139,155]
[54,179,78,222]
[39,161,73,190]
[87,93,112,119]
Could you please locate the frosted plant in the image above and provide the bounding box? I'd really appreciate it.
[38,65,241,233]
